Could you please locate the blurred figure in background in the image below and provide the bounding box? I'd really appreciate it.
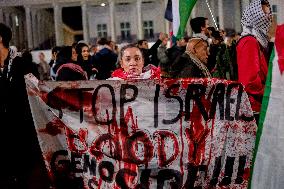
[158,36,188,78]
[49,46,61,68]
[71,42,78,62]
[37,52,50,80]
[137,32,168,67]
[76,42,94,79]
[22,49,40,80]
[55,46,88,81]
[92,38,118,80]
[190,17,210,41]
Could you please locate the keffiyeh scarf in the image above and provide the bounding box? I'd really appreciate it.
[185,51,212,78]
[241,0,272,48]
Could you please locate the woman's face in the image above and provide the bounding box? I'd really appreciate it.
[120,47,144,75]
[82,46,90,60]
[72,47,77,61]
[262,3,272,21]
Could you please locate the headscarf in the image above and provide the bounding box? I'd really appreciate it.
[241,0,272,48]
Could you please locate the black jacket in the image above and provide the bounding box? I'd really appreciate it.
[141,39,163,67]
[0,49,49,187]
[170,53,206,78]
[92,48,118,80]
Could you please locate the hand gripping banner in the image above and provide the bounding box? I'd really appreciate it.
[25,74,257,189]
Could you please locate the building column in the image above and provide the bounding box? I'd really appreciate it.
[136,0,143,40]
[164,0,169,34]
[81,0,90,43]
[0,8,4,23]
[31,10,39,48]
[234,0,241,32]
[11,13,17,46]
[109,0,116,41]
[53,3,64,46]
[37,11,42,47]
[4,12,10,26]
[24,6,33,49]
[218,0,224,30]
[18,18,25,49]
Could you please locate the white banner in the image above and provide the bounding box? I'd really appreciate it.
[25,74,256,189]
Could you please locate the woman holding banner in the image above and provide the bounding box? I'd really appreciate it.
[110,44,160,80]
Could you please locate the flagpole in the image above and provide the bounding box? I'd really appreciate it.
[205,0,219,30]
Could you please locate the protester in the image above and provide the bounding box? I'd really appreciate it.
[49,46,62,80]
[56,62,88,81]
[137,32,168,67]
[209,30,238,80]
[170,38,211,78]
[92,38,118,80]
[0,23,50,188]
[75,42,94,79]
[190,17,210,41]
[55,46,88,81]
[49,46,61,67]
[89,44,97,56]
[22,49,40,80]
[110,44,160,80]
[160,36,189,78]
[71,42,78,62]
[237,0,273,123]
[37,52,50,80]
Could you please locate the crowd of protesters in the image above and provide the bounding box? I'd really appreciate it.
[0,0,276,188]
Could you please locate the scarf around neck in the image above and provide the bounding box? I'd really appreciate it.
[185,51,212,78]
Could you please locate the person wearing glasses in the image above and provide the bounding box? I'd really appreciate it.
[170,38,212,79]
[236,0,273,123]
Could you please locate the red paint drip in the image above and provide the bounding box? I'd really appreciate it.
[39,118,66,136]
[179,117,184,176]
[208,116,215,165]
[163,79,180,95]
[125,106,138,132]
[66,127,88,155]
[155,130,179,168]
[186,102,210,165]
[123,162,138,188]
[243,167,251,181]
[97,178,103,189]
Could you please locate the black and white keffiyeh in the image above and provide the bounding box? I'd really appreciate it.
[241,0,272,48]
[185,51,212,78]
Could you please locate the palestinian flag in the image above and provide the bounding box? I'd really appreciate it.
[172,0,197,39]
[249,24,284,189]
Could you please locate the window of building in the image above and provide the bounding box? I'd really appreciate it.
[120,22,131,40]
[143,20,154,39]
[97,24,107,38]
[272,5,278,22]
